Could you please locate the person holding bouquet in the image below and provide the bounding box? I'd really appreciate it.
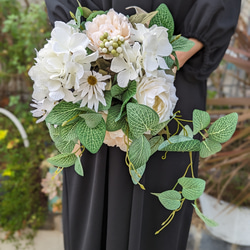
[42,0,241,249]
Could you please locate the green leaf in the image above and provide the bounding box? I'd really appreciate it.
[75,7,82,26]
[111,84,126,97]
[81,7,92,18]
[61,122,79,142]
[208,113,238,143]
[47,153,77,168]
[149,3,174,39]
[150,118,172,136]
[149,136,164,155]
[158,135,201,152]
[193,109,211,135]
[86,10,106,22]
[192,203,218,227]
[129,11,158,26]
[76,118,106,154]
[106,104,126,131]
[179,125,194,138]
[178,177,206,200]
[171,36,194,52]
[200,138,222,158]
[74,156,84,176]
[164,56,175,69]
[79,112,103,128]
[115,80,137,122]
[153,190,182,210]
[46,123,61,142]
[45,101,81,125]
[127,103,159,138]
[171,51,179,69]
[128,135,151,169]
[98,91,112,111]
[130,164,146,185]
[55,139,76,154]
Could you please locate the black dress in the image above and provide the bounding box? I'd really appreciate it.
[45,1,241,249]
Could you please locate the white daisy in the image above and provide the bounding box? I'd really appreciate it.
[74,71,111,112]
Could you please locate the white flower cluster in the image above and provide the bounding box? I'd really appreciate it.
[29,21,106,122]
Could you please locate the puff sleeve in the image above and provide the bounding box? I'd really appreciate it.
[180,0,241,81]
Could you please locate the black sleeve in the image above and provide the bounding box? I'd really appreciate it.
[45,0,102,26]
[180,0,241,80]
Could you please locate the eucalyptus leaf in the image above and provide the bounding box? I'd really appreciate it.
[149,3,174,39]
[128,135,151,169]
[45,101,81,125]
[76,118,106,154]
[153,190,182,210]
[192,203,218,227]
[74,156,84,176]
[149,136,164,155]
[208,112,238,143]
[193,109,211,135]
[200,138,222,158]
[47,153,77,168]
[79,112,103,128]
[178,177,206,200]
[130,164,146,185]
[127,103,159,138]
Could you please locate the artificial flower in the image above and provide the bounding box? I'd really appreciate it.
[74,71,111,112]
[104,129,130,152]
[30,98,57,123]
[131,23,172,76]
[85,9,132,54]
[51,21,90,54]
[135,70,178,122]
[110,42,141,87]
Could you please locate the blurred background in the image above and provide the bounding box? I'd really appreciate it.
[0,0,249,249]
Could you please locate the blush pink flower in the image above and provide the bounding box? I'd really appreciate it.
[85,9,132,51]
[104,129,130,152]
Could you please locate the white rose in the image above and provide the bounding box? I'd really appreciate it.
[135,71,178,122]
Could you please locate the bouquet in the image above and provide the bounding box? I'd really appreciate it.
[29,3,238,233]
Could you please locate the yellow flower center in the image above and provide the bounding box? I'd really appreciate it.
[87,75,97,86]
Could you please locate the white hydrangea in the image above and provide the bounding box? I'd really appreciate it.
[110,41,142,87]
[131,23,172,77]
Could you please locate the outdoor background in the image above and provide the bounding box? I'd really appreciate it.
[0,0,249,249]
